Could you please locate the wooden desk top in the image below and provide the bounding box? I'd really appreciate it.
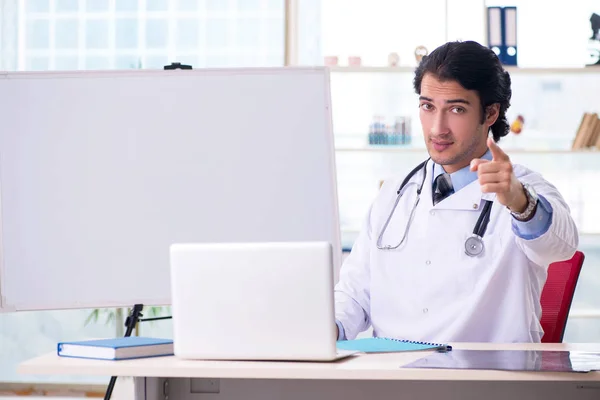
[18,343,600,382]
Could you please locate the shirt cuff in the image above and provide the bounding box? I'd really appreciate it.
[335,319,346,341]
[511,194,553,240]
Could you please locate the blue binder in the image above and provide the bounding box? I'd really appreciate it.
[487,6,518,65]
[502,6,518,65]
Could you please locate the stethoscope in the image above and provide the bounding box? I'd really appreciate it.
[376,158,493,256]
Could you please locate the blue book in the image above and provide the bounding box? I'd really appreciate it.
[336,337,452,353]
[57,336,174,360]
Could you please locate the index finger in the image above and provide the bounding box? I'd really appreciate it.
[488,137,509,162]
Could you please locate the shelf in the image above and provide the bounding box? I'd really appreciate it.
[335,146,600,154]
[329,66,416,73]
[328,66,600,74]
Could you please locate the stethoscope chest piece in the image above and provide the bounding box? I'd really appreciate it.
[464,234,484,256]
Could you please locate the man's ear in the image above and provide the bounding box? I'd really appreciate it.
[485,104,500,127]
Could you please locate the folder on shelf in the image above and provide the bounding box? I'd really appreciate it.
[502,7,518,65]
[487,7,503,58]
[590,115,600,148]
[571,113,589,149]
[572,113,600,149]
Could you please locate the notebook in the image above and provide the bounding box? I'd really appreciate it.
[57,336,174,360]
[336,337,452,353]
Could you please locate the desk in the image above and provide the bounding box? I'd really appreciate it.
[18,343,600,400]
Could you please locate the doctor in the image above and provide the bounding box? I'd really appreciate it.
[334,41,579,343]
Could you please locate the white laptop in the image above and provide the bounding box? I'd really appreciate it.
[169,241,357,361]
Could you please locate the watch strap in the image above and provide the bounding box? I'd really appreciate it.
[510,183,538,221]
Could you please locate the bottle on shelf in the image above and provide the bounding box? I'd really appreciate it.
[389,123,397,145]
[368,115,413,146]
[368,115,382,145]
[391,119,401,145]
[394,116,406,145]
[374,115,384,145]
[368,120,375,145]
[385,123,394,145]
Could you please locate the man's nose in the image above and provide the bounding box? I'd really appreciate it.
[430,113,450,136]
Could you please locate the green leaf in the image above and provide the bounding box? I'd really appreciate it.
[84,309,100,326]
[106,310,115,326]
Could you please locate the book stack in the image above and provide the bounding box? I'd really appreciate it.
[572,113,600,150]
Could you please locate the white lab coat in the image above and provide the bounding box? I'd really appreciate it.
[335,160,579,343]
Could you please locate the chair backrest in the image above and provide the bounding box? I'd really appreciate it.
[540,251,585,343]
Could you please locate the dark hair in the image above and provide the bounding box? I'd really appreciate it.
[413,40,512,142]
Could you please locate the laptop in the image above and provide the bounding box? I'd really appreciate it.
[169,241,357,361]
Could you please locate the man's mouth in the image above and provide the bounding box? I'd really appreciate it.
[431,139,453,151]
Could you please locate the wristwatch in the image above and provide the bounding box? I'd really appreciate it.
[510,183,539,221]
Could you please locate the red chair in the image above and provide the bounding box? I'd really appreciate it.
[540,251,585,343]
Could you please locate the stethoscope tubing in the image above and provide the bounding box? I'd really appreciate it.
[376,159,493,256]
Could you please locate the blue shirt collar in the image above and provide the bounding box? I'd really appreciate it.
[432,149,492,192]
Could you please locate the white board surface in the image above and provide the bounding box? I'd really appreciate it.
[0,67,341,311]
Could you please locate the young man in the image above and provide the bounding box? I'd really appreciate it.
[334,41,578,343]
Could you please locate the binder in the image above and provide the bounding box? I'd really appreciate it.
[487,6,518,65]
[572,113,600,149]
[502,7,518,65]
[487,7,503,59]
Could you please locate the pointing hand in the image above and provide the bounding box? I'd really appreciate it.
[470,137,528,213]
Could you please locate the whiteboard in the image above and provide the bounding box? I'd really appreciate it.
[0,67,341,311]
